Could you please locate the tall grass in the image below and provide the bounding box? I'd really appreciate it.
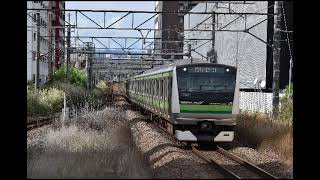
[27,106,152,178]
[235,113,292,160]
[235,85,293,161]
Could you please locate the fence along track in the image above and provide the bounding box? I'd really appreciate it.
[191,145,278,179]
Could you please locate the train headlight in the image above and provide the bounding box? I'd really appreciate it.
[226,68,229,72]
[183,68,187,71]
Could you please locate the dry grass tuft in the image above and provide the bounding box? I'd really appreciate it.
[235,112,292,161]
[27,106,152,178]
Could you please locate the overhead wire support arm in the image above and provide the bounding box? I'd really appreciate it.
[106,12,131,29]
[134,13,158,29]
[127,38,141,49]
[245,31,274,49]
[245,18,268,31]
[110,38,125,49]
[94,37,108,49]
[78,11,103,29]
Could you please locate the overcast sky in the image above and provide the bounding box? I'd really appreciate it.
[66,1,155,50]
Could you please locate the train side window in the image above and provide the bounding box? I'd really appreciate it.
[151,80,154,97]
[151,79,153,96]
[159,79,162,98]
[150,80,152,96]
[146,80,148,96]
[152,80,156,97]
[168,77,172,97]
[159,78,163,99]
[164,78,167,100]
[143,80,145,95]
[135,81,137,93]
[144,80,146,95]
[155,79,159,98]
[149,79,151,96]
[166,77,169,100]
[159,79,161,98]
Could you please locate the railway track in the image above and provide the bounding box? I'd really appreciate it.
[27,117,54,131]
[191,145,278,179]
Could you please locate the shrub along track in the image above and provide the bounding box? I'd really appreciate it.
[27,81,115,131]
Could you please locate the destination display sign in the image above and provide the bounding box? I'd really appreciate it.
[187,67,225,73]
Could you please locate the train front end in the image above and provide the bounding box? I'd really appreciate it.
[172,63,239,143]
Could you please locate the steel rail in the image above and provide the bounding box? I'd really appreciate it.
[191,146,240,179]
[27,117,53,131]
[216,146,278,179]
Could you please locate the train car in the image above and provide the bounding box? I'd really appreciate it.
[125,63,239,143]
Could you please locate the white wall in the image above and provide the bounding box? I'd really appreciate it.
[239,91,284,114]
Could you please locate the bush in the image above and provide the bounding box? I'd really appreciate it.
[50,65,87,88]
[49,81,96,109]
[27,87,64,117]
[91,80,108,100]
[96,80,108,91]
[279,84,293,125]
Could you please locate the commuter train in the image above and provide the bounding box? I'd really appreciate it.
[125,63,239,143]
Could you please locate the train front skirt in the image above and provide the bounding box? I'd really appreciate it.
[175,130,234,142]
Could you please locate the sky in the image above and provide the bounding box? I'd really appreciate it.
[66,1,155,50]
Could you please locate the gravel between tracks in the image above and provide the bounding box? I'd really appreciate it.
[220,142,293,178]
[126,109,225,179]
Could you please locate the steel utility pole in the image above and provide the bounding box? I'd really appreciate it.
[35,11,40,91]
[188,44,192,64]
[66,13,71,81]
[272,1,282,119]
[86,43,93,89]
[212,11,215,63]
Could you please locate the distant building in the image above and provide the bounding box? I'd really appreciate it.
[27,1,65,84]
[154,1,197,62]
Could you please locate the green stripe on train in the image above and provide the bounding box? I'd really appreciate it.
[180,104,232,114]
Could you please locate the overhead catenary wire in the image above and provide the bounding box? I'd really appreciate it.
[281,2,293,95]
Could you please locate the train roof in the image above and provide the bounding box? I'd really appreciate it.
[128,59,236,80]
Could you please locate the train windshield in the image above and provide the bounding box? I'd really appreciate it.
[178,74,236,92]
[176,65,236,103]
